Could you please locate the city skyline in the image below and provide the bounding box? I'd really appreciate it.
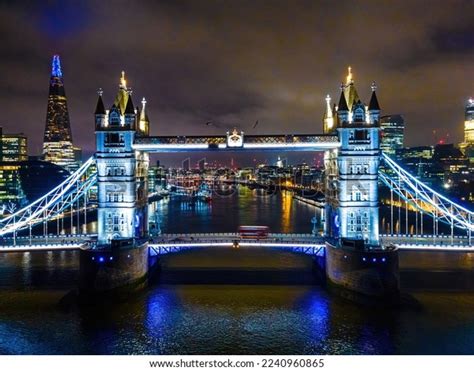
[0,0,472,158]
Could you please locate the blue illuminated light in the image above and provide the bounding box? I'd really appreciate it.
[109,256,113,261]
[51,55,63,77]
[382,257,386,262]
[99,256,104,263]
[372,258,377,262]
[362,257,366,262]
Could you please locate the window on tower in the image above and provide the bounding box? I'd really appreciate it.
[105,133,124,146]
[109,111,120,126]
[354,130,368,141]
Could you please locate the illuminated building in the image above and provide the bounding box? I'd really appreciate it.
[0,163,25,204]
[95,72,149,244]
[0,158,70,206]
[42,55,81,173]
[395,146,434,181]
[380,115,404,156]
[396,146,433,160]
[463,98,474,144]
[460,97,474,164]
[0,127,28,162]
[0,128,28,205]
[325,67,381,246]
[433,144,468,173]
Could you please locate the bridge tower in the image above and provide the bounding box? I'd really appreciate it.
[94,72,145,245]
[79,72,150,295]
[324,68,399,300]
[325,69,381,246]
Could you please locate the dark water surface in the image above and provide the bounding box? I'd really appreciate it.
[1,190,474,355]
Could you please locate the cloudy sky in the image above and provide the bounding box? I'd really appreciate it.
[0,0,473,165]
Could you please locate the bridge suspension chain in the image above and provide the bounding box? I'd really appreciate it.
[0,157,97,236]
[379,153,473,233]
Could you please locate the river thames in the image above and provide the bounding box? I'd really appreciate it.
[1,187,474,355]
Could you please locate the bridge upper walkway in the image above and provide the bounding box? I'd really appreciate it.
[132,134,340,152]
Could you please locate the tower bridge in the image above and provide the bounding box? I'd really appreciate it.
[1,68,473,301]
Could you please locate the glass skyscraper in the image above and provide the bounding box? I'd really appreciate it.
[0,127,28,162]
[380,114,405,156]
[43,55,81,173]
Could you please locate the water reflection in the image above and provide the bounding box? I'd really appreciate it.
[151,186,322,234]
[143,285,332,354]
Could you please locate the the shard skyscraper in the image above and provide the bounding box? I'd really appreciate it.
[43,55,80,172]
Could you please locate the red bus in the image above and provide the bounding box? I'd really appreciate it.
[238,225,270,240]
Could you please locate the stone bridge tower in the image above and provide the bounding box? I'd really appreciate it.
[94,72,149,246]
[324,68,381,247]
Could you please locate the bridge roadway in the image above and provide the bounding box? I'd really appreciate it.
[0,232,472,253]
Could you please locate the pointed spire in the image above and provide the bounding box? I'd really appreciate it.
[337,88,349,112]
[368,82,380,111]
[95,89,106,115]
[140,97,149,120]
[120,70,127,89]
[323,94,335,133]
[346,66,353,85]
[114,70,130,113]
[371,81,377,92]
[342,66,359,111]
[124,92,135,114]
[51,55,63,78]
[138,97,150,135]
[324,94,333,118]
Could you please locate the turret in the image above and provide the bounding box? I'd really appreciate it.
[337,85,349,124]
[94,88,106,128]
[138,97,150,136]
[124,93,135,127]
[368,82,381,124]
[344,66,360,111]
[114,71,129,114]
[323,94,335,133]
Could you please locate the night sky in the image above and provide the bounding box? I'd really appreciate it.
[0,0,473,166]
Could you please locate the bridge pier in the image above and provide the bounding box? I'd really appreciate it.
[79,239,150,295]
[324,242,399,302]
